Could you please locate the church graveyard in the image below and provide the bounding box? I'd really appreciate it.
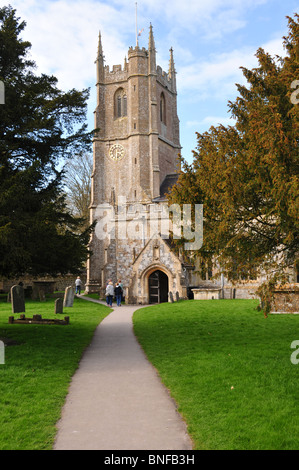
[7,285,74,325]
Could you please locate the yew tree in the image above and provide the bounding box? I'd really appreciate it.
[0,6,94,277]
[169,14,299,281]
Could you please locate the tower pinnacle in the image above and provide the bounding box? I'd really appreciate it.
[168,47,177,93]
[148,23,156,51]
[148,23,156,73]
[95,31,105,84]
[97,31,103,57]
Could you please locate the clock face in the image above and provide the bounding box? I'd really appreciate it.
[109,144,125,161]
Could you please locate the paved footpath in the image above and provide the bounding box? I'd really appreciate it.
[54,298,193,450]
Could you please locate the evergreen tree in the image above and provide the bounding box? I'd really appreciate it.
[169,15,299,282]
[0,5,94,277]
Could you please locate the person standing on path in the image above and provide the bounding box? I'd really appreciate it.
[118,279,124,301]
[115,282,122,306]
[75,276,82,295]
[105,281,114,307]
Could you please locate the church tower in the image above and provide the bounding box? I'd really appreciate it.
[86,26,188,303]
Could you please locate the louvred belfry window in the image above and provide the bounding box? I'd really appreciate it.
[160,92,166,125]
[114,88,127,118]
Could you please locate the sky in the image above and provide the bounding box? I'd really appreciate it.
[8,0,299,162]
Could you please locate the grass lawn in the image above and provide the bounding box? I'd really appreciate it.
[133,299,299,450]
[0,294,110,450]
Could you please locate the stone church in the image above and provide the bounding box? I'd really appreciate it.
[86,26,196,303]
[86,25,299,305]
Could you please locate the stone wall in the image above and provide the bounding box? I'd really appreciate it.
[0,273,87,294]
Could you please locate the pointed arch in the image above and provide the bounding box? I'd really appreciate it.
[114,88,127,119]
[139,262,173,304]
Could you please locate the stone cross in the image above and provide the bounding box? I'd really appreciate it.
[63,286,75,307]
[11,285,25,314]
[55,298,63,314]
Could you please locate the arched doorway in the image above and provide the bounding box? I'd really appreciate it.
[148,270,169,304]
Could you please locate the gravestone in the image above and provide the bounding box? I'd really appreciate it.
[55,298,63,314]
[11,285,25,314]
[168,291,174,303]
[39,290,46,302]
[63,286,75,307]
[176,291,180,302]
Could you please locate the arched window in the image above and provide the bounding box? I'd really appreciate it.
[114,88,127,119]
[160,92,166,125]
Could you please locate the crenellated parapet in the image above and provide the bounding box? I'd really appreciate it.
[156,66,176,93]
[103,63,128,83]
[128,45,148,57]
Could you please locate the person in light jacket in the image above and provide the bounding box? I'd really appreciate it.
[105,281,114,307]
[75,276,82,295]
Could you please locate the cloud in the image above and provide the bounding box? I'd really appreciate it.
[11,0,133,90]
[177,47,258,101]
[177,33,288,102]
[10,0,276,91]
[7,0,291,146]
[119,0,268,36]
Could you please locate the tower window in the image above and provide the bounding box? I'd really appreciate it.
[114,88,127,119]
[160,92,166,125]
[117,96,122,117]
[123,96,127,116]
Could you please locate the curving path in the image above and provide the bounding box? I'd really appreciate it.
[53,298,193,450]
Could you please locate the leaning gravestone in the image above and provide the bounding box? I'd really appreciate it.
[63,286,75,307]
[55,298,63,314]
[11,285,25,314]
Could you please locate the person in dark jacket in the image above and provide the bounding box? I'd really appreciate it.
[115,282,123,307]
